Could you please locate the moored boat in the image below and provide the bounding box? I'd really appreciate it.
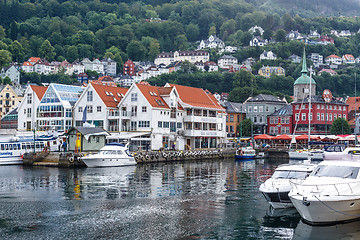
[289,160,360,225]
[0,129,58,165]
[235,147,256,160]
[259,163,317,209]
[322,146,359,161]
[81,142,136,167]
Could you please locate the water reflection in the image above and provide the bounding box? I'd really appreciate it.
[293,220,360,240]
[0,158,355,239]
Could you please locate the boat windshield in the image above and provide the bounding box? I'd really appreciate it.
[272,170,310,179]
[311,165,360,179]
[100,150,123,155]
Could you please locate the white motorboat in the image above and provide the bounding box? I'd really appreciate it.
[235,147,256,160]
[81,143,136,167]
[322,146,359,161]
[259,163,317,209]
[288,149,324,161]
[289,160,360,224]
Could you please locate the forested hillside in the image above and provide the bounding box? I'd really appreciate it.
[249,0,360,17]
[0,0,360,101]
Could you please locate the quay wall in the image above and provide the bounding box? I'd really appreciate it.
[22,148,237,167]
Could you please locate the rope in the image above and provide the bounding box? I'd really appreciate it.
[313,195,360,217]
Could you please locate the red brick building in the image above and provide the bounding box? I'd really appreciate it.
[123,59,135,76]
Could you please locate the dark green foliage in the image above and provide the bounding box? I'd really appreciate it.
[330,118,351,135]
[237,118,253,137]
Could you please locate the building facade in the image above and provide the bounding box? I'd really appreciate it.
[18,85,47,131]
[244,94,288,134]
[36,84,84,131]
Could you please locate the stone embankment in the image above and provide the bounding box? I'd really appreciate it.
[22,148,236,167]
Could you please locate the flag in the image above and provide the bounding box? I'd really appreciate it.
[82,106,87,123]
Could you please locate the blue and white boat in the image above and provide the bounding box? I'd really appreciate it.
[235,147,256,160]
[0,129,58,165]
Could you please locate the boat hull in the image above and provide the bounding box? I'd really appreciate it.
[235,155,255,160]
[81,157,136,167]
[261,191,293,209]
[288,151,323,160]
[0,156,23,165]
[290,195,360,224]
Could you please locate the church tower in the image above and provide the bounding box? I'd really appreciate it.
[293,49,316,102]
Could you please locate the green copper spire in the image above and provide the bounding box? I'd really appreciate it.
[301,48,307,74]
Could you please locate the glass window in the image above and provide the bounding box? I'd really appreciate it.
[97,106,101,112]
[158,121,162,128]
[131,93,138,101]
[87,91,93,101]
[142,106,147,112]
[78,106,83,112]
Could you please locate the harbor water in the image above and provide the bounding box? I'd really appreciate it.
[0,158,359,239]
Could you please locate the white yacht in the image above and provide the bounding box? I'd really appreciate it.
[81,143,136,167]
[322,146,359,161]
[259,163,317,209]
[288,149,324,161]
[289,160,360,224]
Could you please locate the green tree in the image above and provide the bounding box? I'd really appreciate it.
[126,40,146,61]
[330,118,351,135]
[0,25,5,40]
[66,45,78,62]
[185,23,200,42]
[238,118,253,137]
[2,76,11,85]
[39,40,55,61]
[10,40,24,62]
[228,86,255,103]
[275,29,286,42]
[209,26,216,36]
[148,40,160,61]
[233,70,255,88]
[0,50,12,68]
[174,34,188,50]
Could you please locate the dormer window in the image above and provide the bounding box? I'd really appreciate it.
[153,92,157,96]
[105,91,109,96]
[114,98,118,102]
[149,91,153,96]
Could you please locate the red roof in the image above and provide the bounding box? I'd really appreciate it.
[28,57,41,63]
[136,84,169,109]
[91,84,128,108]
[30,85,47,100]
[22,61,33,67]
[168,84,224,110]
[346,96,360,112]
[326,54,341,59]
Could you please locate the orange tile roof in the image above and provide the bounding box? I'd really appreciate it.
[158,87,172,95]
[30,85,47,100]
[326,54,341,59]
[169,84,225,110]
[28,57,41,63]
[136,84,169,109]
[91,84,128,108]
[22,61,33,66]
[346,96,360,112]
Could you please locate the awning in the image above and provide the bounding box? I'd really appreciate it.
[254,134,273,140]
[107,132,150,140]
[272,134,292,140]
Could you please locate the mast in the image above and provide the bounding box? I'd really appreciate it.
[308,66,312,150]
[356,72,358,145]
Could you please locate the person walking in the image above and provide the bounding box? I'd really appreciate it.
[62,141,67,152]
